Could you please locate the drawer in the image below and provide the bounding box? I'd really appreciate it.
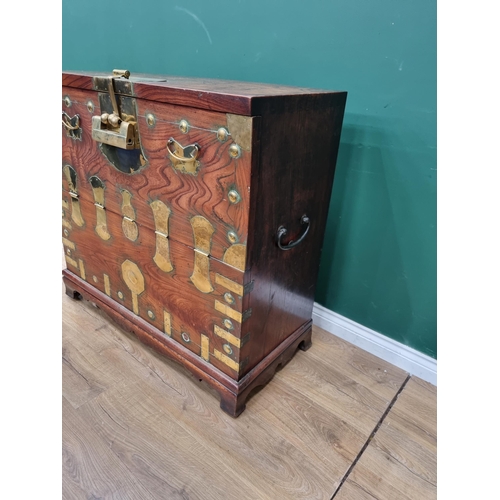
[62,195,252,378]
[62,86,256,267]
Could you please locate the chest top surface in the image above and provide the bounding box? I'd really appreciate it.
[62,70,346,115]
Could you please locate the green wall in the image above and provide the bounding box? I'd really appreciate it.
[63,0,437,358]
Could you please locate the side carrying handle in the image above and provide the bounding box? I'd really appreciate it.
[276,214,310,251]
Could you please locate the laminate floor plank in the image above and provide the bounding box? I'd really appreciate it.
[76,326,348,499]
[62,396,156,500]
[335,377,437,500]
[76,383,265,500]
[62,274,436,500]
[307,330,407,402]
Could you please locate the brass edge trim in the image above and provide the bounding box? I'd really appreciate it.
[65,256,78,268]
[78,259,86,280]
[201,334,210,361]
[62,237,76,250]
[163,310,172,336]
[103,274,111,296]
[226,114,252,151]
[213,324,242,348]
[214,300,242,323]
[213,349,240,372]
[215,274,244,296]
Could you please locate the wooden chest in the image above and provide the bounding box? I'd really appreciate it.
[62,69,347,416]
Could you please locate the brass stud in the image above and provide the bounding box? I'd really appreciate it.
[228,190,241,204]
[229,144,241,159]
[223,344,233,355]
[227,231,238,244]
[147,310,156,320]
[92,275,98,283]
[181,332,191,343]
[87,101,94,113]
[146,113,156,127]
[224,292,235,305]
[118,291,124,299]
[217,127,229,142]
[64,96,71,107]
[66,248,71,256]
[223,318,234,330]
[179,120,189,134]
[63,229,69,237]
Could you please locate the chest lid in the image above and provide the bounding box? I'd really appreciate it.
[62,68,344,116]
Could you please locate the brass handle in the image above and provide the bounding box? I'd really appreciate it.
[166,138,200,162]
[276,215,310,251]
[62,112,80,130]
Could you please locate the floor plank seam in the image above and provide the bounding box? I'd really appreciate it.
[383,449,437,487]
[349,479,381,500]
[330,373,412,499]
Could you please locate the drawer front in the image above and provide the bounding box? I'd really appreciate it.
[62,86,256,268]
[62,196,252,379]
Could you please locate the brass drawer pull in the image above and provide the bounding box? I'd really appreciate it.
[167,138,201,175]
[62,112,82,140]
[62,112,80,130]
[276,215,310,251]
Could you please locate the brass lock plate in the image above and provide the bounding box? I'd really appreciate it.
[91,71,148,174]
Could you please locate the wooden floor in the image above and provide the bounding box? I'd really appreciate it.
[62,283,437,500]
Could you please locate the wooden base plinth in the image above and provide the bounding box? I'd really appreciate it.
[63,269,312,417]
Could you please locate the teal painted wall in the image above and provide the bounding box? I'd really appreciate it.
[63,0,437,358]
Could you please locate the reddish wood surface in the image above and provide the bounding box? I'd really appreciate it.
[62,86,254,264]
[63,269,312,417]
[62,71,345,116]
[241,92,348,375]
[63,197,249,379]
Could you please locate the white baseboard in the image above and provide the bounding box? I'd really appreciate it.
[312,303,437,386]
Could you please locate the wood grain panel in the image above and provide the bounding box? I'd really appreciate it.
[62,86,253,263]
[242,92,348,376]
[62,197,249,379]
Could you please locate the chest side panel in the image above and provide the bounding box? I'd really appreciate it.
[241,93,348,377]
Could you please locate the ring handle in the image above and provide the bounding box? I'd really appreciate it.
[166,138,200,163]
[62,112,80,130]
[276,214,310,251]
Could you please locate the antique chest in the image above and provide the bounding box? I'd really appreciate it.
[62,69,347,416]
